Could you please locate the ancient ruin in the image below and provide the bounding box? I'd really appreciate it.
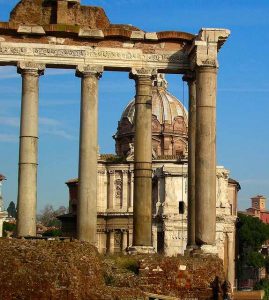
[0,0,234,286]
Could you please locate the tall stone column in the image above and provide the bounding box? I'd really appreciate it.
[17,62,45,237]
[76,65,103,243]
[227,231,235,290]
[195,64,217,247]
[129,68,156,253]
[189,28,230,252]
[183,72,196,249]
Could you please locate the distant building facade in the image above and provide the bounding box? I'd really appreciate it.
[242,195,269,224]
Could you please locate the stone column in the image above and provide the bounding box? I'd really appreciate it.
[189,28,230,251]
[108,170,115,209]
[227,231,235,290]
[109,230,115,254]
[76,65,103,243]
[17,62,45,237]
[195,64,217,247]
[122,230,128,251]
[129,171,134,210]
[129,68,156,252]
[183,72,196,249]
[122,170,128,210]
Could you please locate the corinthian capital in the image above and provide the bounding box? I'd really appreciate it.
[189,28,230,69]
[76,64,103,79]
[17,61,45,75]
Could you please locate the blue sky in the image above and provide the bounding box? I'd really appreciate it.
[0,0,268,211]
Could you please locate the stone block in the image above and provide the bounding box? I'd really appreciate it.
[130,31,145,40]
[78,29,104,39]
[145,32,158,41]
[17,26,45,35]
[31,26,46,35]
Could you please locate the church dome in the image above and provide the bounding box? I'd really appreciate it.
[114,74,188,158]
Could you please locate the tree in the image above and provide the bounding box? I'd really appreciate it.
[237,213,269,286]
[37,205,67,228]
[7,201,16,218]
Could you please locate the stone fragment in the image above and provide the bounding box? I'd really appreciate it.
[179,265,187,271]
[123,42,135,48]
[78,29,104,39]
[152,266,163,272]
[130,31,145,40]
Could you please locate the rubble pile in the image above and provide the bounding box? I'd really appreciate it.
[0,239,226,299]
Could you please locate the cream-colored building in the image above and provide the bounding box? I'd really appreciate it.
[60,76,240,283]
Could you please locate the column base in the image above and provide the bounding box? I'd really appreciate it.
[184,244,199,256]
[200,244,218,255]
[127,246,156,255]
[189,245,218,257]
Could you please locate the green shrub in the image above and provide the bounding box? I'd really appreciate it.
[3,222,16,237]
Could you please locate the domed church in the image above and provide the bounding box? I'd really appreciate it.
[60,75,240,269]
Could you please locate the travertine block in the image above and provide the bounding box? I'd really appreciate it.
[145,32,158,41]
[78,29,104,39]
[17,25,45,35]
[130,31,145,40]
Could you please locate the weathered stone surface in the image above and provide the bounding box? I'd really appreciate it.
[0,239,145,300]
[78,28,104,39]
[10,0,110,28]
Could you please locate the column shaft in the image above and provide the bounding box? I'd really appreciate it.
[227,232,235,290]
[76,67,102,243]
[17,67,42,237]
[122,231,128,251]
[109,231,115,254]
[133,74,153,247]
[195,66,217,245]
[186,75,196,248]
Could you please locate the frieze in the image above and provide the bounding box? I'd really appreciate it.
[0,46,28,55]
[0,43,190,71]
[33,48,86,58]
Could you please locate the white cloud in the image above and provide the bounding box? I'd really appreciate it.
[0,134,17,143]
[39,117,61,127]
[0,116,19,127]
[41,129,75,140]
[219,88,269,93]
[240,179,269,185]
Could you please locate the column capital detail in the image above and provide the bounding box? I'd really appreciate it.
[76,64,103,78]
[130,67,157,80]
[17,61,45,75]
[189,28,230,70]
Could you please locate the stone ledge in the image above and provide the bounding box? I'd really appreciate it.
[127,245,156,254]
[17,25,45,35]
